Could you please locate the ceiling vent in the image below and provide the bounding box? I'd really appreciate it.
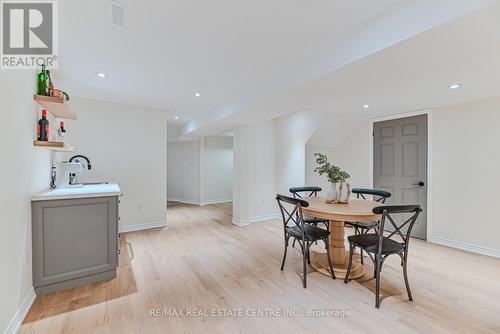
[111,1,125,26]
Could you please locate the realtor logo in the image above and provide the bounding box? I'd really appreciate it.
[1,1,58,69]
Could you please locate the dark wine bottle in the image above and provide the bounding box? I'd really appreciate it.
[37,110,49,141]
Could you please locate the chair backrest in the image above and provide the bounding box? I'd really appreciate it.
[352,188,391,203]
[289,186,322,198]
[276,194,309,234]
[372,205,422,253]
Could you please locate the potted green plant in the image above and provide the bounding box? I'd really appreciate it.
[313,153,351,202]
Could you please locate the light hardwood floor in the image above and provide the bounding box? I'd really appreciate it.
[20,202,500,334]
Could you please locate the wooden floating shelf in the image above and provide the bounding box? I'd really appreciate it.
[33,141,76,152]
[34,140,64,148]
[34,95,76,120]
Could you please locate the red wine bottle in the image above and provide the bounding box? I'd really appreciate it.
[37,109,49,141]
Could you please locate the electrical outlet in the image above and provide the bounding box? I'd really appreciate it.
[137,204,142,211]
[260,198,265,205]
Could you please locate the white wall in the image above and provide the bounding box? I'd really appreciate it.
[58,98,168,232]
[167,124,179,142]
[0,71,52,333]
[167,140,201,204]
[204,137,233,203]
[432,97,500,253]
[305,120,371,194]
[232,111,328,225]
[167,136,233,205]
[233,121,277,224]
[275,111,322,194]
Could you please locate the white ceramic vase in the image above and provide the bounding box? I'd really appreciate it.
[326,183,338,201]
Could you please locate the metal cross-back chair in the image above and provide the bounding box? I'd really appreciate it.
[344,205,422,308]
[345,188,391,264]
[289,186,322,199]
[276,194,336,288]
[289,186,329,248]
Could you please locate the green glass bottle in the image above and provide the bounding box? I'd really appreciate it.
[36,64,49,96]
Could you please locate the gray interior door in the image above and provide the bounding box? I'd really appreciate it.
[373,115,427,239]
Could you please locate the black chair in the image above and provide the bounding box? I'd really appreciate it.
[289,186,329,248]
[276,194,336,287]
[346,188,391,264]
[344,205,422,308]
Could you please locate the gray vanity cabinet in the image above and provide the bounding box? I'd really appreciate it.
[31,196,119,294]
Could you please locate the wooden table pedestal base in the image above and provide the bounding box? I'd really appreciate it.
[309,250,365,280]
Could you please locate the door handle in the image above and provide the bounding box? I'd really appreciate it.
[413,181,425,187]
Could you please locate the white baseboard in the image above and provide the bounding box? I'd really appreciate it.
[232,213,280,226]
[3,288,36,334]
[119,221,167,233]
[430,236,500,258]
[167,197,200,205]
[168,197,233,206]
[202,198,233,205]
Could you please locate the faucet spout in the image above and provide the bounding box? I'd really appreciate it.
[69,155,92,170]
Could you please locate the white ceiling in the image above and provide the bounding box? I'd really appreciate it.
[55,0,499,139]
[57,0,400,117]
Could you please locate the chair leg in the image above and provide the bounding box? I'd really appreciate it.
[302,241,308,288]
[375,256,382,308]
[355,227,364,264]
[344,243,354,283]
[292,238,296,248]
[307,247,311,264]
[280,236,289,270]
[325,239,336,280]
[373,254,377,278]
[402,254,413,301]
[311,223,319,245]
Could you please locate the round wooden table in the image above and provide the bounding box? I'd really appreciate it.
[302,197,382,279]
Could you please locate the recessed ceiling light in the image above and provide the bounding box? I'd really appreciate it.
[448,83,462,90]
[363,104,370,109]
[194,93,201,97]
[96,72,107,78]
[174,116,179,120]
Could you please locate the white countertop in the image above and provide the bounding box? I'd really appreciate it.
[31,183,122,201]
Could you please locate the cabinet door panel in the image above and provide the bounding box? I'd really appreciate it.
[32,196,117,287]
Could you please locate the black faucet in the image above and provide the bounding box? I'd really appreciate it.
[69,155,92,170]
